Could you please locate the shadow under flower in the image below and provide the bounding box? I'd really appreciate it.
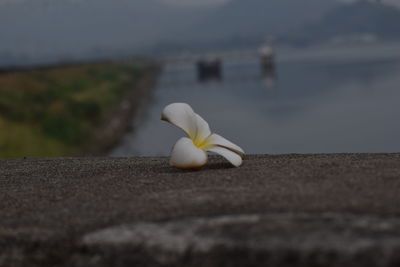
[159,155,235,174]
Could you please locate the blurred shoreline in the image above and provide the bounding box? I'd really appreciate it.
[0,61,160,158]
[89,64,160,156]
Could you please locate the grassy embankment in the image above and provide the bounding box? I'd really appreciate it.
[0,61,151,158]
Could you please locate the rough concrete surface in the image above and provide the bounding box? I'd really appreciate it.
[1,154,400,267]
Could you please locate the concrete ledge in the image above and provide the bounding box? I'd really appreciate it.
[1,154,400,266]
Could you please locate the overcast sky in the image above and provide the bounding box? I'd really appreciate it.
[161,0,230,7]
[1,0,399,65]
[0,0,231,7]
[0,0,215,62]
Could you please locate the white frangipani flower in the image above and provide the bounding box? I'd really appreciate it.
[161,103,245,170]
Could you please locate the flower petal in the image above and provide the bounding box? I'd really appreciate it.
[203,133,245,157]
[161,103,197,140]
[207,146,243,167]
[193,114,211,145]
[170,137,208,170]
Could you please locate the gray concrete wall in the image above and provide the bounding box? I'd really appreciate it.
[1,154,400,267]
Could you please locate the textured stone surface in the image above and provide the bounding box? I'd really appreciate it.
[81,213,400,267]
[1,154,400,266]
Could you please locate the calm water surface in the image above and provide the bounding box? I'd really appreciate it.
[112,46,400,156]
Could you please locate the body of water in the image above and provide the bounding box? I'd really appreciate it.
[111,44,400,156]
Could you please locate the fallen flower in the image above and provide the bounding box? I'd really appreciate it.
[161,103,245,170]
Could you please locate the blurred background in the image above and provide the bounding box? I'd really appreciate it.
[1,0,400,158]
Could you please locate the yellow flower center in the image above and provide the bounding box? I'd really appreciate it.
[192,137,210,150]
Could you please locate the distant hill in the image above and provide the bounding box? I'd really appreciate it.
[173,0,339,43]
[161,0,400,50]
[285,1,400,45]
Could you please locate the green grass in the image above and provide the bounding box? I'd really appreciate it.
[0,61,147,158]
